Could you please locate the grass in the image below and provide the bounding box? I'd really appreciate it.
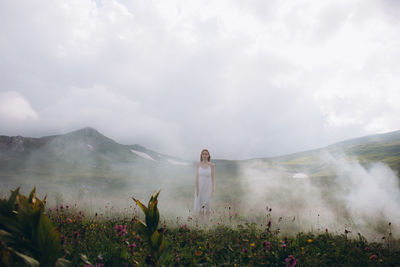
[48,204,400,266]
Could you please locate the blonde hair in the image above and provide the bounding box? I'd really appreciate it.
[200,149,211,162]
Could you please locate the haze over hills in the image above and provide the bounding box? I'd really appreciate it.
[1,127,400,238]
[1,127,399,190]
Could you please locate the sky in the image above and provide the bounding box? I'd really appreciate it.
[1,0,400,161]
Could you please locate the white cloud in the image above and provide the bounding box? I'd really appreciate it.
[0,91,39,122]
[0,0,400,159]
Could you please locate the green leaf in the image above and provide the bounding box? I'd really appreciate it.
[135,219,148,235]
[13,250,40,267]
[120,247,128,260]
[132,197,148,214]
[55,258,71,267]
[28,187,36,203]
[150,230,163,250]
[7,186,20,208]
[80,254,92,265]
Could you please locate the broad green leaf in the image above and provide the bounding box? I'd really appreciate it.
[14,250,40,267]
[150,230,163,250]
[80,254,92,265]
[132,197,147,213]
[55,258,71,267]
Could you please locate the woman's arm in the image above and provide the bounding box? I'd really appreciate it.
[195,163,199,196]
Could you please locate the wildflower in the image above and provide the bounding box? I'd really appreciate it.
[128,243,137,251]
[325,228,328,233]
[66,217,72,223]
[136,234,142,242]
[66,204,69,209]
[60,205,64,210]
[285,255,298,267]
[242,248,248,253]
[281,244,287,249]
[307,239,312,243]
[115,225,127,236]
[263,241,271,250]
[370,254,378,260]
[250,243,255,247]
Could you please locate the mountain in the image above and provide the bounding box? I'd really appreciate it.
[254,130,400,178]
[1,128,399,201]
[0,127,189,170]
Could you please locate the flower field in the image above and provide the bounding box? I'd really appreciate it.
[49,205,400,266]
[1,188,399,266]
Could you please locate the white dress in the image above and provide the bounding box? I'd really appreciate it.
[194,165,213,213]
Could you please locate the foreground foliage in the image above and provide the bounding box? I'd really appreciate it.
[0,187,69,266]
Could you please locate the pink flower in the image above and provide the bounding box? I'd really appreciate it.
[128,243,137,253]
[370,254,378,260]
[263,241,271,250]
[115,225,127,236]
[66,217,72,223]
[285,255,298,267]
[136,234,142,242]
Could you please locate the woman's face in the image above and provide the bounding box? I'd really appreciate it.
[201,150,210,161]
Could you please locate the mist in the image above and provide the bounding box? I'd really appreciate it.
[1,142,399,242]
[238,152,400,240]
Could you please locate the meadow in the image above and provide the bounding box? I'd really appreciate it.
[2,187,399,267]
[2,130,400,266]
[50,203,400,266]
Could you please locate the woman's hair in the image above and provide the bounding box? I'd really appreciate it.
[200,149,211,162]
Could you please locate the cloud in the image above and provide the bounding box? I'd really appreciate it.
[0,91,39,133]
[0,0,400,159]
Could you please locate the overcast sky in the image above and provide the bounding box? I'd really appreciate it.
[1,0,400,160]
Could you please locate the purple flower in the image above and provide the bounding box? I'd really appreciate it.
[263,241,271,250]
[242,248,248,253]
[115,224,127,236]
[285,255,298,267]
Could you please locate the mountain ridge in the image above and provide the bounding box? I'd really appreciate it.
[1,127,400,162]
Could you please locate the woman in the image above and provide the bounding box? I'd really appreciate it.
[194,149,215,217]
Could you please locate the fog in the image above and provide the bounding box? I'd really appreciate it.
[2,147,399,241]
[239,152,400,240]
